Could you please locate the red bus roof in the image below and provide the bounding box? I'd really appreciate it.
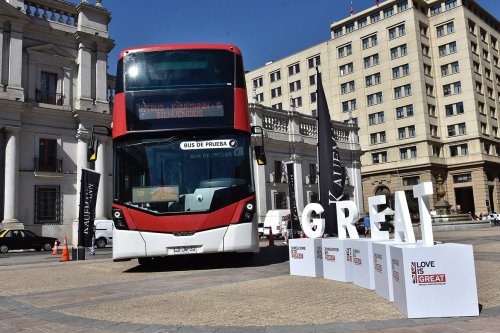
[118,44,242,60]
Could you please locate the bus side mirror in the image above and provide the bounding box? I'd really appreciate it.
[87,138,98,162]
[254,146,267,166]
[87,125,111,162]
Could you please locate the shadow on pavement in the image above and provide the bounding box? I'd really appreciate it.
[124,245,289,273]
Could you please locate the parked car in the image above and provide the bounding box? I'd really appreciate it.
[0,229,58,253]
[490,213,500,226]
[94,219,114,248]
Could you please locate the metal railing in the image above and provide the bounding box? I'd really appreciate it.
[34,158,63,173]
[36,90,64,105]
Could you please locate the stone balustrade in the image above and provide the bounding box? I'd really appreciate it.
[24,0,79,26]
[250,103,356,144]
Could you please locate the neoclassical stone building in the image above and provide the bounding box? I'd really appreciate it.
[0,0,114,244]
[249,103,363,223]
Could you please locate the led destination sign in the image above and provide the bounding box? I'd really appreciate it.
[137,101,224,120]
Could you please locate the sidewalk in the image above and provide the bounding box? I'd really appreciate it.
[0,227,499,332]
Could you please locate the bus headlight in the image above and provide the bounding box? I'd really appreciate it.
[112,208,128,230]
[240,200,256,223]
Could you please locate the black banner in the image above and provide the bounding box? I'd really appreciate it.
[286,162,300,233]
[317,70,345,234]
[78,168,101,247]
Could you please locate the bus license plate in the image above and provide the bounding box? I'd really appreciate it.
[167,246,198,255]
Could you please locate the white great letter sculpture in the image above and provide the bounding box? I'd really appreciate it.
[336,201,359,239]
[368,195,390,241]
[301,203,326,239]
[393,191,416,243]
[413,182,434,247]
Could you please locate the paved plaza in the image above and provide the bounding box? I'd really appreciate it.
[0,227,499,332]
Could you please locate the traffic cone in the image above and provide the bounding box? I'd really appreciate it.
[268,228,275,247]
[61,236,70,262]
[52,240,59,255]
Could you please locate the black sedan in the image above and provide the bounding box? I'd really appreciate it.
[0,229,58,253]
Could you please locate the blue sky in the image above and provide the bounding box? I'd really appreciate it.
[81,0,499,74]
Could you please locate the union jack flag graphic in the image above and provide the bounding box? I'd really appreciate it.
[411,262,418,283]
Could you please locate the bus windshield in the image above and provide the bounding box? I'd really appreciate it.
[124,49,242,91]
[114,133,254,214]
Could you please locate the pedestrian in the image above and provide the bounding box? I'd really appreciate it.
[364,215,371,237]
[282,214,292,245]
[89,224,96,255]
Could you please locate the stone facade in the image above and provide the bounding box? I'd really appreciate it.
[0,0,114,245]
[249,103,363,223]
[246,0,500,216]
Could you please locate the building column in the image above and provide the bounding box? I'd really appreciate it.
[94,138,108,219]
[95,49,109,113]
[72,128,89,245]
[7,23,24,100]
[291,154,305,214]
[0,20,4,87]
[75,41,93,111]
[1,127,22,228]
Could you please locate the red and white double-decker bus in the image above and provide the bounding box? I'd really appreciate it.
[110,44,259,264]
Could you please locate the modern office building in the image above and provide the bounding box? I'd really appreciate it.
[245,0,499,216]
[0,0,114,244]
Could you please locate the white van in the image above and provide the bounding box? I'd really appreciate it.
[261,210,302,238]
[94,220,114,248]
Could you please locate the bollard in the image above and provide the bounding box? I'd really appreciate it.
[268,228,275,247]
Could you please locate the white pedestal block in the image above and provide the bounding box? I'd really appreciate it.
[322,238,353,282]
[390,243,479,318]
[349,239,375,290]
[372,241,419,302]
[289,238,324,277]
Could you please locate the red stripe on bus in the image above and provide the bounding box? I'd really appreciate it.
[112,93,127,138]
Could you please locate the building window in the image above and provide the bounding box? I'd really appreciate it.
[308,55,321,69]
[397,0,408,12]
[443,82,461,96]
[252,77,263,88]
[310,92,317,103]
[371,12,380,23]
[38,138,58,172]
[342,99,357,112]
[341,80,355,94]
[390,44,408,59]
[338,44,352,58]
[334,28,343,38]
[437,22,454,37]
[309,164,317,184]
[339,62,354,76]
[271,87,282,98]
[272,103,282,110]
[364,54,379,68]
[396,104,413,119]
[34,185,61,224]
[372,151,388,164]
[389,24,406,40]
[384,7,394,18]
[403,176,420,186]
[365,72,381,87]
[431,4,441,15]
[288,63,300,76]
[274,191,287,209]
[255,93,264,103]
[289,80,301,92]
[346,23,355,33]
[358,17,367,28]
[362,34,378,49]
[270,71,281,82]
[400,146,417,159]
[38,71,60,105]
[309,74,317,86]
[290,96,302,108]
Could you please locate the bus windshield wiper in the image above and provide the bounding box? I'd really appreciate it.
[122,136,178,148]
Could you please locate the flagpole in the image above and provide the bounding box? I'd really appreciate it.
[315,67,321,205]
